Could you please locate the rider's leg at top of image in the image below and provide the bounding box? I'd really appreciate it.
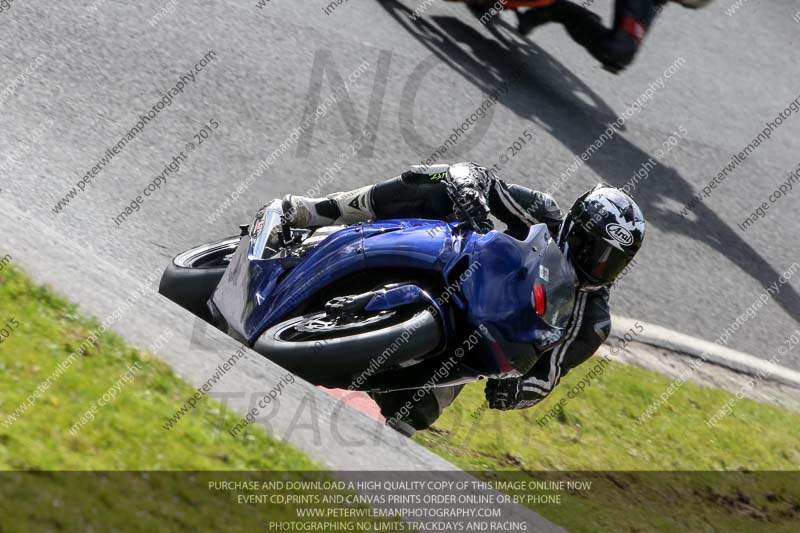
[511,0,666,73]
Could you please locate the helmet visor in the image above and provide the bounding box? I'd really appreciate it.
[565,222,633,286]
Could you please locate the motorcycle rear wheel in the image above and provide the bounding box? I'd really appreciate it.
[254,301,442,388]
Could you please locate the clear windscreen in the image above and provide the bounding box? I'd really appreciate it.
[535,240,577,329]
[250,199,284,259]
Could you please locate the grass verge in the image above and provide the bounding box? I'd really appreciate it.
[414,357,800,531]
[3,261,798,531]
[0,265,334,530]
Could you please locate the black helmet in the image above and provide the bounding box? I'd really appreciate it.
[557,184,645,288]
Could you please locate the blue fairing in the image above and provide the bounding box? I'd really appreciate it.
[211,216,574,378]
[213,219,456,342]
[457,224,568,374]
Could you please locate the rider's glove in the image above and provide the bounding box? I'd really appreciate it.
[458,188,494,232]
[485,378,542,411]
[445,162,494,233]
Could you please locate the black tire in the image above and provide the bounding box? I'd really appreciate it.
[158,237,240,322]
[254,306,442,388]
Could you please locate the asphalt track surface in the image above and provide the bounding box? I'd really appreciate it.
[1,0,799,369]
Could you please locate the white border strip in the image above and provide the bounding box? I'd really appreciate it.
[611,315,800,389]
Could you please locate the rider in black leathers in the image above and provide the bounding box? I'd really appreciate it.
[284,162,644,429]
[464,0,713,73]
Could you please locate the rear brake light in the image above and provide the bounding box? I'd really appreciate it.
[532,285,546,315]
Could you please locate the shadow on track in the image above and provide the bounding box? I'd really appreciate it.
[377,0,800,328]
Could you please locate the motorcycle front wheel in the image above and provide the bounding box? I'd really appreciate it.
[158,236,240,322]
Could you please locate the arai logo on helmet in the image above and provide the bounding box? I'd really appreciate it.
[605,223,633,246]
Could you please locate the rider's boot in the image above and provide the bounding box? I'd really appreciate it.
[282,185,376,228]
[515,0,563,34]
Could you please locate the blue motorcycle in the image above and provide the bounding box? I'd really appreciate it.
[159,183,576,394]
